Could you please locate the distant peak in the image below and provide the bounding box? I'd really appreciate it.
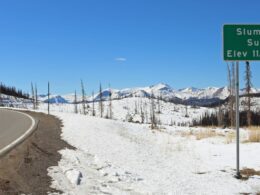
[180,87,199,92]
[150,83,172,90]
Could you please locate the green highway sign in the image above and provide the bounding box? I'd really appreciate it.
[223,24,260,61]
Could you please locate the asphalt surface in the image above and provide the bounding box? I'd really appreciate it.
[0,109,33,150]
[0,111,74,194]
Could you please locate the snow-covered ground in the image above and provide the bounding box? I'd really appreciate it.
[47,112,260,194]
[38,97,212,126]
[1,92,260,194]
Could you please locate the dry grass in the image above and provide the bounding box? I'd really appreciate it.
[195,129,217,140]
[224,131,235,144]
[179,128,243,144]
[180,130,194,138]
[248,126,260,131]
[246,126,260,143]
[180,129,222,140]
[247,130,260,142]
[240,168,260,180]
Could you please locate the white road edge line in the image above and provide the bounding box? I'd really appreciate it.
[0,109,36,157]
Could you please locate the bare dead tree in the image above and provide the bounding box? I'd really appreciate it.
[217,105,223,126]
[245,61,252,126]
[227,62,235,127]
[35,83,38,110]
[170,118,174,126]
[227,63,232,126]
[134,100,138,114]
[144,101,148,124]
[140,98,145,123]
[92,91,95,116]
[108,84,113,119]
[150,91,157,129]
[185,104,188,117]
[74,90,78,114]
[157,92,161,114]
[81,80,86,115]
[48,82,50,114]
[0,82,2,106]
[99,83,104,118]
[31,82,35,110]
[184,97,189,117]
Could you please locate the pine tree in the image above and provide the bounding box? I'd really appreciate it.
[0,83,29,101]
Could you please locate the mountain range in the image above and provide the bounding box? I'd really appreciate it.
[37,83,260,107]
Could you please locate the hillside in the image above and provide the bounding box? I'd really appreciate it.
[0,83,30,100]
[47,111,260,194]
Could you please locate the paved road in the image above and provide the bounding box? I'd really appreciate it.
[0,109,34,151]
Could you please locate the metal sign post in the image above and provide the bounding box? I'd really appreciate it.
[223,24,260,179]
[235,61,241,179]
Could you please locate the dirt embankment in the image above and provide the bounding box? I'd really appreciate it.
[0,111,74,195]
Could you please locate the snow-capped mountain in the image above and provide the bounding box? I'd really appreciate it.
[91,83,254,102]
[37,83,260,106]
[174,86,230,100]
[38,94,69,104]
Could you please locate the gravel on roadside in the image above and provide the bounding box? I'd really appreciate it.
[0,111,74,195]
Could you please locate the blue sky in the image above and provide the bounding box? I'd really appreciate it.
[0,0,259,94]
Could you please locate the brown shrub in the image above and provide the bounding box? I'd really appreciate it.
[240,168,260,180]
[247,128,260,142]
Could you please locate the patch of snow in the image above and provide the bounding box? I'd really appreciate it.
[47,112,260,194]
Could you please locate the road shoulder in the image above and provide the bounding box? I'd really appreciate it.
[0,111,75,194]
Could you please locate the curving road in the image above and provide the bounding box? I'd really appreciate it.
[0,109,36,154]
